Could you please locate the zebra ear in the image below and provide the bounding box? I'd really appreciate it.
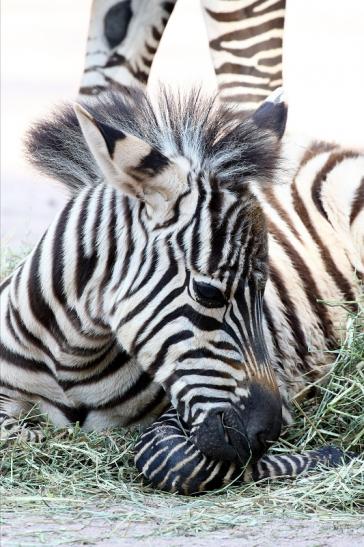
[74,103,179,209]
[252,88,287,140]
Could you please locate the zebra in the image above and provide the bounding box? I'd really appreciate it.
[1,0,363,494]
[1,87,362,493]
[1,88,289,450]
[80,0,285,113]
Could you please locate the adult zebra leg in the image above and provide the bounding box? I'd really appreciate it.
[134,407,355,495]
[79,0,177,97]
[201,0,286,115]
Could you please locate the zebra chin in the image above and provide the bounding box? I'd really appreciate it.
[191,383,283,465]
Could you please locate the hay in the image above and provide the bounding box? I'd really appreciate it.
[1,250,363,539]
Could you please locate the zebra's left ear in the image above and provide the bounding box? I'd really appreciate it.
[252,88,287,140]
[74,104,183,213]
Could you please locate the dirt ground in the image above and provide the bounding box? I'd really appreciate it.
[2,508,364,546]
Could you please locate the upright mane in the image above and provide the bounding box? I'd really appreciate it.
[25,87,281,194]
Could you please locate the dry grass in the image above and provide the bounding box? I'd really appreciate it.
[1,250,363,542]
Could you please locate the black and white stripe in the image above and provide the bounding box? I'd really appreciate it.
[135,407,355,494]
[1,0,363,492]
[79,0,176,96]
[80,0,285,116]
[1,90,287,452]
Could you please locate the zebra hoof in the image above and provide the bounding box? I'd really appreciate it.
[307,445,357,468]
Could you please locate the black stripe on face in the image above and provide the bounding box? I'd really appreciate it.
[118,244,178,329]
[190,176,205,268]
[126,241,159,298]
[154,186,192,229]
[132,285,186,347]
[134,306,223,357]
[234,282,268,364]
[209,199,239,274]
[177,348,241,370]
[147,330,194,376]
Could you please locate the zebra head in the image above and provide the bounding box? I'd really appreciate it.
[74,88,287,465]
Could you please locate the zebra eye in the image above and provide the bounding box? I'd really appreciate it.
[193,280,226,308]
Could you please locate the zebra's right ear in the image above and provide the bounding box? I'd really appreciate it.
[74,104,181,210]
[252,88,288,140]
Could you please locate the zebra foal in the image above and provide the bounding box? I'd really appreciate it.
[1,87,286,459]
[1,87,362,494]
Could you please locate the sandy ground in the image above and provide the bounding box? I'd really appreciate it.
[1,1,364,545]
[2,508,364,546]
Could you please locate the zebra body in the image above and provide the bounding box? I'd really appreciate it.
[1,1,363,493]
[1,90,288,439]
[1,89,362,475]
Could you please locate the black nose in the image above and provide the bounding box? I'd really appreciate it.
[244,383,282,460]
[192,384,282,464]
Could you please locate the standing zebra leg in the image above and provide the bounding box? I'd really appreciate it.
[79,0,177,97]
[135,407,354,495]
[201,0,285,115]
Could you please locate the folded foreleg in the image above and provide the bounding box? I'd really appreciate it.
[135,407,355,495]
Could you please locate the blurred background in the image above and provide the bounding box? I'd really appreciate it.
[2,0,364,247]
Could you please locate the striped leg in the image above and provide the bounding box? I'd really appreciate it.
[201,0,285,115]
[79,0,177,97]
[135,407,355,495]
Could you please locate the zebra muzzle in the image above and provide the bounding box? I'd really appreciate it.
[192,383,283,464]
